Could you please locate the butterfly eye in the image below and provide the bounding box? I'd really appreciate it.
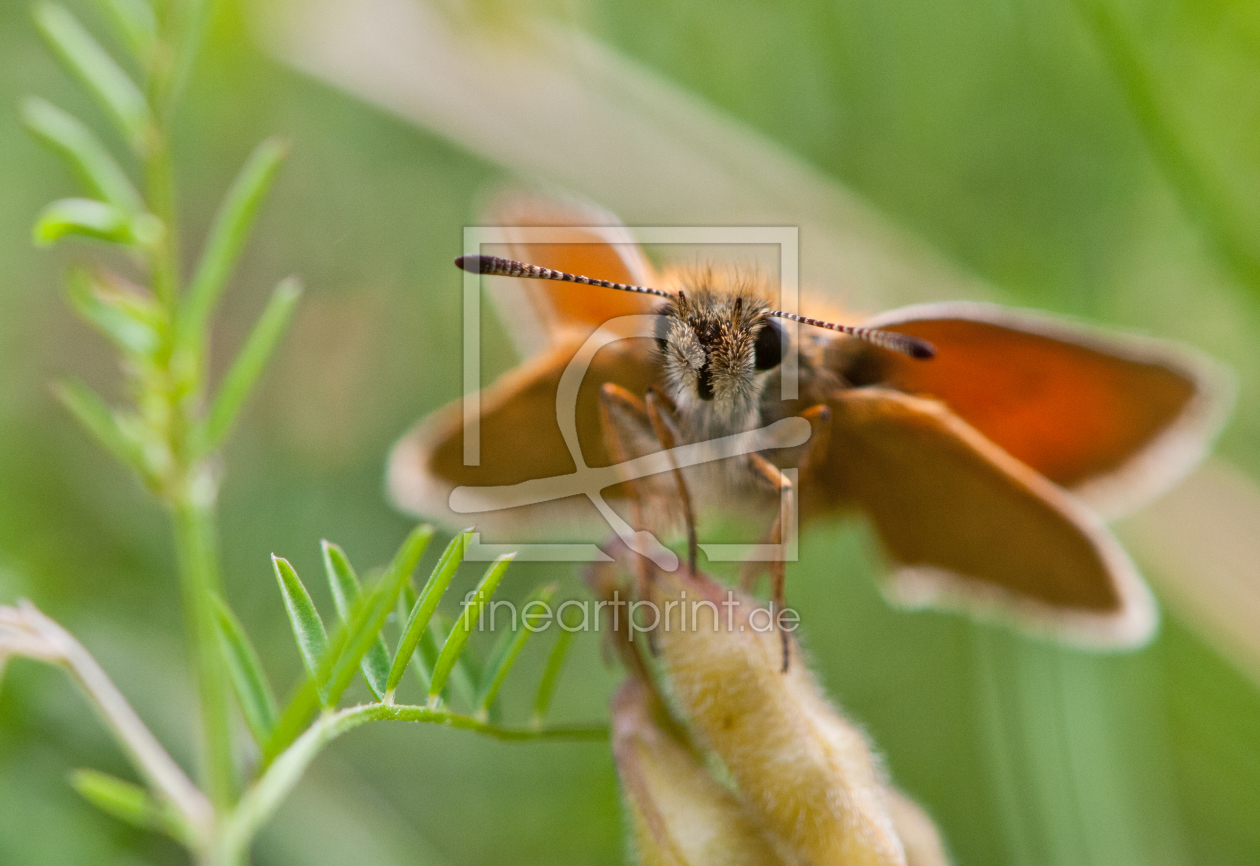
[655,312,672,357]
[754,319,786,371]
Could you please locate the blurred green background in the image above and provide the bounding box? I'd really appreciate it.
[3,0,1260,863]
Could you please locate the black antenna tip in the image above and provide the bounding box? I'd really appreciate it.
[454,254,489,273]
[907,338,936,360]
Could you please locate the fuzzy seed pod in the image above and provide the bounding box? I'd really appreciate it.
[648,567,926,866]
[612,679,787,866]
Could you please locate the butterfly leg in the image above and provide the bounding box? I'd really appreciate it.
[598,384,657,602]
[644,388,699,576]
[742,404,832,672]
[742,452,794,671]
[739,404,832,594]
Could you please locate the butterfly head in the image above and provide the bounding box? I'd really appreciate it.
[655,278,786,423]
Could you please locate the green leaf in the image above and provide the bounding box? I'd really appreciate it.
[64,268,162,356]
[442,615,482,711]
[322,543,363,625]
[322,541,390,700]
[53,379,147,475]
[406,619,437,690]
[428,554,514,704]
[180,137,289,347]
[476,583,557,719]
[396,586,434,687]
[386,529,473,694]
[91,0,157,61]
[212,594,280,747]
[417,614,478,711]
[70,769,192,845]
[272,555,331,704]
[321,526,432,707]
[401,613,479,711]
[32,198,161,248]
[397,578,418,635]
[322,542,391,701]
[533,617,579,726]
[198,276,301,454]
[21,97,143,214]
[33,3,151,151]
[34,198,126,246]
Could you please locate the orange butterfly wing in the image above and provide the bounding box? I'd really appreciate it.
[856,302,1231,516]
[388,336,658,538]
[479,192,662,358]
[391,194,666,536]
[810,387,1155,646]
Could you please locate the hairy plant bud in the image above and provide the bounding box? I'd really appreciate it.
[612,679,787,866]
[647,567,942,866]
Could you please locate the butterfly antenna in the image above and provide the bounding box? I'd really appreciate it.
[457,255,933,358]
[766,310,936,359]
[455,254,673,299]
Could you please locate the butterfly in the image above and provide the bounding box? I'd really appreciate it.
[389,193,1232,651]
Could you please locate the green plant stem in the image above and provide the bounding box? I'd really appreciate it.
[171,490,235,813]
[216,702,607,865]
[2,602,214,842]
[139,10,235,820]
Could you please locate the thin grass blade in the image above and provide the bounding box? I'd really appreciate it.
[272,555,331,704]
[476,582,557,718]
[386,529,472,693]
[32,3,150,150]
[21,98,143,214]
[322,541,389,700]
[321,526,432,706]
[1071,0,1260,293]
[211,594,280,747]
[428,554,514,704]
[199,276,301,454]
[181,137,288,346]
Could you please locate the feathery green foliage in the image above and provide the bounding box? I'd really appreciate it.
[15,4,601,864]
